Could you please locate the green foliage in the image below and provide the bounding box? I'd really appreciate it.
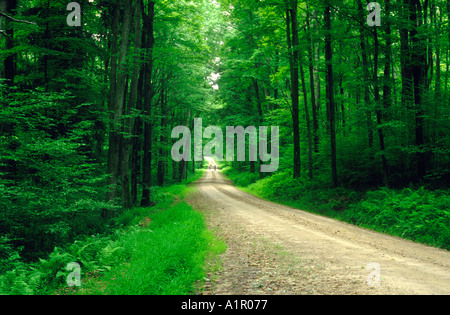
[0,231,129,295]
[85,202,213,295]
[0,170,224,295]
[0,86,111,261]
[341,188,450,249]
[0,82,111,295]
[222,166,259,187]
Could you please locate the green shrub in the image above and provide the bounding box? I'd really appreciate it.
[81,201,222,295]
[0,170,223,295]
[341,187,450,249]
[119,207,200,293]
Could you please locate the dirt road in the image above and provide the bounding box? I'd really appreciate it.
[187,170,450,295]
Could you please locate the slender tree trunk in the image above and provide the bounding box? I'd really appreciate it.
[381,0,392,187]
[107,0,120,201]
[252,77,263,118]
[43,0,49,88]
[373,27,389,187]
[324,5,338,187]
[108,0,134,203]
[339,72,345,136]
[131,21,149,206]
[287,1,301,179]
[358,0,373,150]
[300,63,313,179]
[433,1,440,127]
[157,89,167,186]
[400,0,414,118]
[411,0,427,180]
[252,63,264,177]
[446,0,449,93]
[306,6,319,153]
[0,0,6,44]
[141,1,156,207]
[121,0,142,209]
[312,10,321,142]
[273,50,279,109]
[2,0,17,86]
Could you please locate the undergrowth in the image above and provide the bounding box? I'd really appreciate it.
[0,169,226,295]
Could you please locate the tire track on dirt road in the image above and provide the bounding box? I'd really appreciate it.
[188,170,450,295]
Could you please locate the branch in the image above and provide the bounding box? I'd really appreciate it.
[0,11,36,25]
[0,29,12,39]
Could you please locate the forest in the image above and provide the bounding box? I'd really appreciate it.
[0,0,449,294]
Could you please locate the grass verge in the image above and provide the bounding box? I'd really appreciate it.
[0,169,226,295]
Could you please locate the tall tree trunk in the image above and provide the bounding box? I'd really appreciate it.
[43,0,49,88]
[273,50,279,109]
[2,0,17,86]
[108,0,133,203]
[252,77,263,118]
[324,5,338,187]
[446,2,450,94]
[121,0,142,209]
[306,6,319,153]
[287,1,301,179]
[141,1,156,207]
[411,0,427,180]
[339,71,345,136]
[157,89,167,186]
[358,0,373,150]
[373,27,389,187]
[0,0,5,43]
[400,0,414,120]
[433,1,440,122]
[381,0,392,187]
[300,63,313,179]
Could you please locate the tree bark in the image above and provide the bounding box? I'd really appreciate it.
[121,0,143,209]
[306,6,319,153]
[300,63,313,180]
[410,0,427,180]
[324,5,338,187]
[373,27,389,187]
[108,0,134,203]
[358,0,373,150]
[157,88,167,186]
[1,0,17,86]
[400,0,414,113]
[286,1,301,179]
[381,0,392,187]
[141,1,156,207]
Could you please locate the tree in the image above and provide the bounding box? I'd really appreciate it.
[121,0,143,209]
[410,0,428,180]
[286,0,301,179]
[1,0,17,85]
[140,1,155,207]
[107,0,134,203]
[324,4,338,187]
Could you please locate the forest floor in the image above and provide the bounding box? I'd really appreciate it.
[186,170,450,295]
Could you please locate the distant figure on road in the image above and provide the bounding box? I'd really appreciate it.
[214,165,217,172]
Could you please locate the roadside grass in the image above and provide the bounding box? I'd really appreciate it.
[221,166,450,251]
[0,169,226,295]
[76,169,226,295]
[79,202,223,295]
